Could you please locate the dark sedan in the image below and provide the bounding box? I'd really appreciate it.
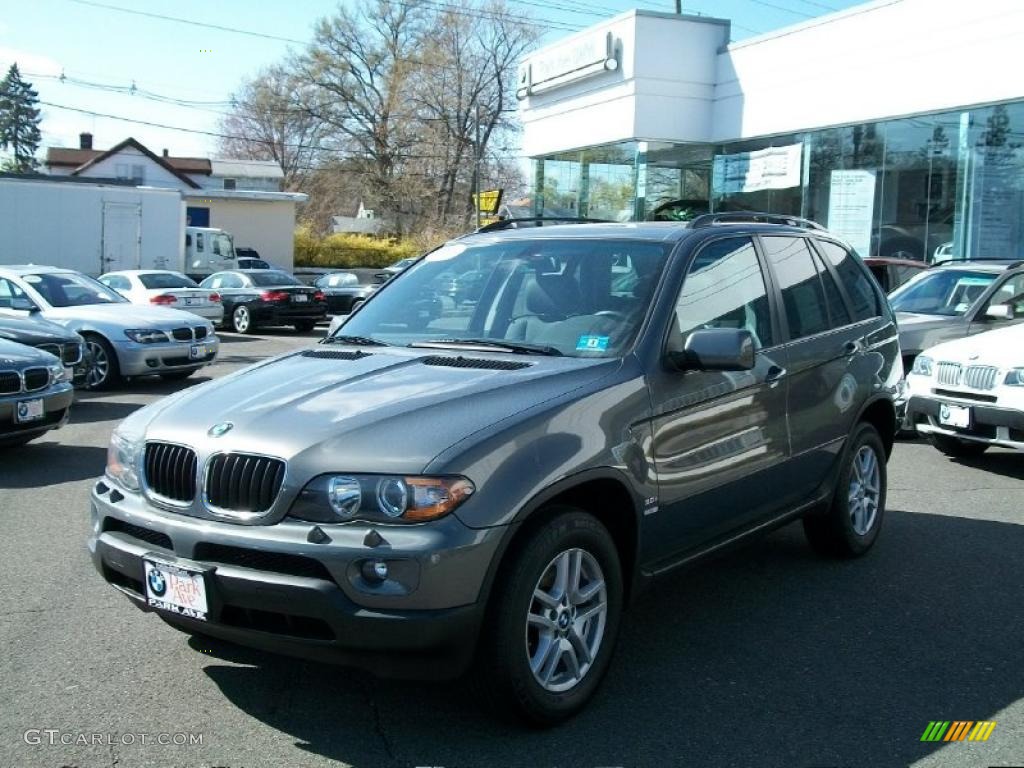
[863,257,929,294]
[200,270,327,334]
[0,314,90,386]
[312,272,379,315]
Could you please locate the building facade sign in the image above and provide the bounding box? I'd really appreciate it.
[517,32,619,100]
[712,143,803,195]
[827,170,877,257]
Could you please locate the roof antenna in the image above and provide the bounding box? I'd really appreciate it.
[129,80,137,95]
[59,69,66,83]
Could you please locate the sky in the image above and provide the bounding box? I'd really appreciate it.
[1,0,866,161]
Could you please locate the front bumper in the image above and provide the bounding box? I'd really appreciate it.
[0,383,73,442]
[88,481,502,678]
[113,336,220,377]
[907,394,1024,450]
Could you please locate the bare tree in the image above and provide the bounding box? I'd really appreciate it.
[217,64,326,190]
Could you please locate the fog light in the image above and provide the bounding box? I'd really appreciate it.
[362,559,388,582]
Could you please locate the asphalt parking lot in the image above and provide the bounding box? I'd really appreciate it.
[1,330,1022,768]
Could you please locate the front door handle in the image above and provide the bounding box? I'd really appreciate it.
[765,365,787,385]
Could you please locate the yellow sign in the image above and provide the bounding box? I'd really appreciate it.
[474,189,503,215]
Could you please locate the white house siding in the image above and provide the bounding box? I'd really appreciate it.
[72,147,187,189]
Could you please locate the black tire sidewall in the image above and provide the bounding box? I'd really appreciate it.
[488,508,623,725]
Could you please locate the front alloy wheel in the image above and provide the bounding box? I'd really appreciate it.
[527,548,608,693]
[84,335,120,390]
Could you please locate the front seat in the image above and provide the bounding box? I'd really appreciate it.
[506,273,583,342]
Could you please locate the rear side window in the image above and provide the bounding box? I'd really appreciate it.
[762,236,830,340]
[818,240,882,320]
[815,252,852,327]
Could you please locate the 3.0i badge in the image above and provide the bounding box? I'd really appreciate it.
[208,422,233,437]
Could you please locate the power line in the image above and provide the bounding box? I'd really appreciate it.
[735,0,815,19]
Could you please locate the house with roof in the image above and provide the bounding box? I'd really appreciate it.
[45,133,306,268]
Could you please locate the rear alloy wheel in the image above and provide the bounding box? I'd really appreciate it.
[804,422,887,558]
[231,305,253,334]
[84,334,122,390]
[478,508,622,726]
[294,320,316,332]
[929,433,989,458]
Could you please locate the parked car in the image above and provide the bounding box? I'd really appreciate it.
[0,338,75,447]
[0,314,91,386]
[906,320,1024,457]
[312,272,379,315]
[200,269,327,334]
[862,257,929,294]
[888,260,1024,373]
[236,257,271,270]
[91,213,899,724]
[0,266,219,390]
[374,256,419,283]
[99,270,224,325]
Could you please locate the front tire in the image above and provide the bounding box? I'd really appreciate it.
[83,334,122,390]
[478,508,622,726]
[804,422,887,558]
[929,434,989,458]
[231,305,253,334]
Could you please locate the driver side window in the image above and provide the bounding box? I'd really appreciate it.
[672,237,774,350]
[0,278,29,309]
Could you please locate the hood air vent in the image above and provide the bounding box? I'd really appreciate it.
[301,349,371,360]
[421,355,530,371]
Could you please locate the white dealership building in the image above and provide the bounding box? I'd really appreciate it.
[518,0,1024,261]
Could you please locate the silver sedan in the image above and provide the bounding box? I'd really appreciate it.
[0,265,219,389]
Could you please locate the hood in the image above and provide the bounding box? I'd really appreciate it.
[0,338,58,365]
[0,314,78,346]
[42,303,209,331]
[895,311,964,354]
[919,322,1024,368]
[135,347,617,475]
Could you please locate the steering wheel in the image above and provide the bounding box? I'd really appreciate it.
[594,310,629,321]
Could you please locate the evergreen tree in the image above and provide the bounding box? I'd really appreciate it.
[0,64,42,172]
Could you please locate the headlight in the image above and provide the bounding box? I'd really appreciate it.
[47,363,69,384]
[106,430,142,491]
[291,474,475,524]
[1005,368,1024,386]
[125,329,169,344]
[911,355,933,376]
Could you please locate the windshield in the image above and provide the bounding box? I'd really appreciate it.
[334,238,670,357]
[139,273,199,290]
[889,269,997,316]
[249,271,301,287]
[215,233,235,259]
[23,272,126,307]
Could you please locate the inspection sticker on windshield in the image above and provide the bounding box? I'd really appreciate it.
[577,335,610,352]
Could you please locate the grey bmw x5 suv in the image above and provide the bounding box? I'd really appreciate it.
[90,214,900,724]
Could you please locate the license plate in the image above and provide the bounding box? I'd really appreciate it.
[143,559,208,621]
[184,297,195,306]
[189,344,207,360]
[293,294,309,303]
[15,398,44,423]
[939,403,971,428]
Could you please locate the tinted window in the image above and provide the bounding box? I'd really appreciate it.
[814,252,852,327]
[674,237,774,349]
[818,240,882,320]
[762,237,830,340]
[249,271,301,287]
[139,273,198,290]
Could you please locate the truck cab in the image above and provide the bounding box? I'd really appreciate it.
[184,227,236,281]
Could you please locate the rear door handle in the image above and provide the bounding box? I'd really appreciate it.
[765,365,787,385]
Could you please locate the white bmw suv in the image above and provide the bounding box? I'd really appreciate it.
[906,318,1024,457]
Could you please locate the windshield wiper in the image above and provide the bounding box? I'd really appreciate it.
[408,338,563,356]
[322,334,390,347]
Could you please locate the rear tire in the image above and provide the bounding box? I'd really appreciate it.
[929,434,989,458]
[804,422,887,558]
[231,305,253,334]
[294,320,316,332]
[83,334,122,390]
[476,507,622,726]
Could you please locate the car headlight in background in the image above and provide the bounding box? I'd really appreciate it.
[124,329,169,344]
[911,355,934,376]
[291,474,475,524]
[1004,368,1024,386]
[106,430,142,491]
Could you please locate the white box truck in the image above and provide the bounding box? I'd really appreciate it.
[0,177,237,279]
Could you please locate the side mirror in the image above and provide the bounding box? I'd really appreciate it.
[985,303,1013,321]
[11,298,39,313]
[667,328,756,372]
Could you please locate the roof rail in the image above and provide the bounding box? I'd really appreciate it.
[941,258,1024,267]
[688,212,826,231]
[474,216,612,233]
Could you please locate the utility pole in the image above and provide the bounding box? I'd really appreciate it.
[474,103,482,230]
